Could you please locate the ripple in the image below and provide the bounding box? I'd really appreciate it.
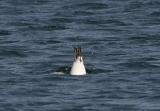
[128,35,160,44]
[124,1,144,12]
[0,30,11,36]
[75,3,108,10]
[150,11,160,17]
[7,0,51,6]
[0,50,27,58]
[49,17,73,24]
[145,1,160,8]
[29,25,67,31]
[80,19,129,26]
[118,61,159,70]
[33,39,61,45]
[7,21,35,27]
[73,11,94,16]
[63,3,108,10]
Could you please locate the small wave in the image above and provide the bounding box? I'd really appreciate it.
[129,35,160,43]
[75,3,108,10]
[118,61,160,70]
[78,19,129,26]
[73,11,93,16]
[145,1,160,7]
[124,1,144,11]
[7,0,50,6]
[7,21,35,27]
[150,11,160,17]
[33,39,61,45]
[0,48,27,58]
[62,3,108,10]
[0,30,11,36]
[49,17,73,24]
[29,25,67,31]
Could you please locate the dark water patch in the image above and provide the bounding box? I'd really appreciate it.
[21,61,55,75]
[7,0,33,5]
[49,17,73,24]
[1,6,28,15]
[0,30,11,36]
[145,1,160,8]
[32,39,61,45]
[27,101,57,106]
[0,40,19,44]
[73,11,94,16]
[64,36,87,42]
[139,19,160,25]
[35,61,54,71]
[55,66,71,74]
[148,95,160,100]
[139,57,159,62]
[85,40,106,46]
[116,78,135,83]
[106,51,126,56]
[105,19,131,26]
[7,0,51,6]
[46,39,61,44]
[10,87,51,97]
[107,92,127,99]
[118,61,160,70]
[33,0,52,5]
[86,66,105,74]
[78,19,128,26]
[110,105,138,111]
[63,3,108,10]
[124,1,144,12]
[49,54,71,60]
[54,11,73,17]
[75,3,108,10]
[28,25,67,31]
[0,49,27,58]
[7,21,35,27]
[0,77,22,85]
[150,11,160,17]
[24,50,46,57]
[128,35,160,44]
[0,107,17,111]
[145,78,160,84]
[98,28,128,33]
[42,74,73,82]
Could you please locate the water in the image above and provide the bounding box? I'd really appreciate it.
[0,0,160,110]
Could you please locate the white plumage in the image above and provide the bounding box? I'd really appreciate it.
[70,48,86,75]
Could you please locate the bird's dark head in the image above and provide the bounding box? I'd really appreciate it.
[74,47,84,62]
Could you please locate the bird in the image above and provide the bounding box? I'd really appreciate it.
[70,47,86,75]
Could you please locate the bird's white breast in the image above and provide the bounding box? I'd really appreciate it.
[70,57,86,75]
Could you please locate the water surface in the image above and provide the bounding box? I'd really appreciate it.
[0,0,160,110]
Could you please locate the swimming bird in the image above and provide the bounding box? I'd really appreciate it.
[70,47,86,75]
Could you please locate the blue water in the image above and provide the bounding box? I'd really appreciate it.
[0,0,160,110]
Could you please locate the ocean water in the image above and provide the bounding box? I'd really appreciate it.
[0,0,160,110]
